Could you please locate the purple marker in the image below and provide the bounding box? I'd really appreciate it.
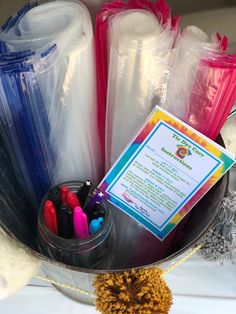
[86,191,104,211]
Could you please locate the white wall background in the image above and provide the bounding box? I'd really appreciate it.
[0,0,235,46]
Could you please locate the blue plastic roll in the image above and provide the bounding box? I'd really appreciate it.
[0,1,101,209]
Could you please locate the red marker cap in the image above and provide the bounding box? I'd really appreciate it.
[60,185,69,204]
[43,200,58,235]
[66,192,80,210]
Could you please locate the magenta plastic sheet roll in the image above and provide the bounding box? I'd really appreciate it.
[164,26,227,120]
[186,55,236,140]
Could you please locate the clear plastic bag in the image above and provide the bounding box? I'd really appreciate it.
[0,0,102,208]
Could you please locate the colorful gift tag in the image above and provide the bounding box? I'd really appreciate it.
[99,107,235,240]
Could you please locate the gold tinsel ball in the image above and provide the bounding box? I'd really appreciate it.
[93,267,172,314]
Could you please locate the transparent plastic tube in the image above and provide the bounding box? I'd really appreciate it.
[0,1,102,207]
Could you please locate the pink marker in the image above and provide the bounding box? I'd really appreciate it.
[73,206,89,239]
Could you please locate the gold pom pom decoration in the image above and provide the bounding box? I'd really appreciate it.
[93,267,172,314]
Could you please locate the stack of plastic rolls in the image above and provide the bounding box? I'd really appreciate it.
[0,0,102,207]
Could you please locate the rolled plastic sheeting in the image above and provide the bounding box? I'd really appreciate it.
[105,9,176,168]
[186,54,236,140]
[164,26,226,120]
[96,0,179,165]
[164,26,236,140]
[0,1,102,207]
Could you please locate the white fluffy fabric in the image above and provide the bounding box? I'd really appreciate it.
[0,228,41,299]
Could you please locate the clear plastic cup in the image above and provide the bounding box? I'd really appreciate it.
[37,181,115,269]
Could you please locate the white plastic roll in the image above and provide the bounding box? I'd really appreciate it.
[105,9,175,168]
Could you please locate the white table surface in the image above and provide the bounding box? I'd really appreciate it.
[1,254,235,314]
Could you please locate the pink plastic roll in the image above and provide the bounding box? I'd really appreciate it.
[95,1,127,163]
[95,0,179,164]
[208,55,236,140]
[164,26,228,121]
[186,54,236,140]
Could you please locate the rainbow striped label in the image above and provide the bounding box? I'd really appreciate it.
[99,107,235,240]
